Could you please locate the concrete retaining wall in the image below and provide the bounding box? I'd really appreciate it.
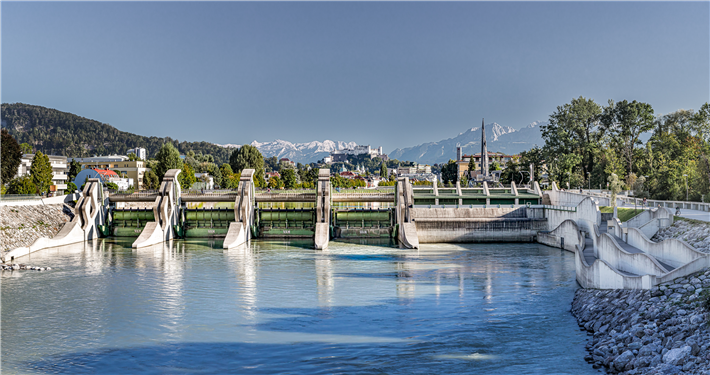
[626,227,708,269]
[596,234,667,276]
[547,197,601,231]
[574,246,654,289]
[537,219,583,252]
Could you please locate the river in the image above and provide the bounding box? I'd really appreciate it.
[1,239,596,374]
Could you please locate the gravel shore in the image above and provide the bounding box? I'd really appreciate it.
[0,204,73,258]
[572,269,710,374]
[653,219,710,254]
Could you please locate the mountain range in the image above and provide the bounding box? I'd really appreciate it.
[219,140,358,164]
[239,121,546,165]
[388,121,546,165]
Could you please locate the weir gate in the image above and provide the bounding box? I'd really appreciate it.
[102,169,545,250]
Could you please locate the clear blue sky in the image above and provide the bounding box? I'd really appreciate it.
[2,1,708,153]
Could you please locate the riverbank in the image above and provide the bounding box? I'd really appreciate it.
[652,218,710,253]
[572,268,710,374]
[0,204,73,259]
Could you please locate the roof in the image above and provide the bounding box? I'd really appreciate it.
[93,169,118,177]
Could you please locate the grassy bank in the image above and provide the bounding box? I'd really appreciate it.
[598,206,645,222]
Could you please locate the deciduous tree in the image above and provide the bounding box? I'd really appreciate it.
[154,143,183,180]
[601,99,655,179]
[1,129,22,185]
[229,145,265,187]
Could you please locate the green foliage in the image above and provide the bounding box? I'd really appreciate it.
[378,181,396,186]
[500,159,519,184]
[268,176,283,189]
[440,159,458,184]
[1,129,22,185]
[104,182,119,191]
[467,156,476,176]
[154,143,183,180]
[607,173,623,207]
[8,175,37,195]
[599,207,645,222]
[542,96,602,180]
[179,163,197,189]
[19,142,33,154]
[143,170,160,190]
[281,168,297,189]
[68,159,82,181]
[220,163,233,177]
[229,145,265,187]
[490,161,501,171]
[601,99,655,178]
[380,162,387,179]
[67,181,78,193]
[127,153,140,161]
[30,151,53,195]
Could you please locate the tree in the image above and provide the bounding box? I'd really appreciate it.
[490,161,502,171]
[268,176,283,189]
[500,159,519,184]
[179,163,197,190]
[220,163,233,178]
[154,143,183,180]
[281,168,297,189]
[68,159,82,181]
[440,159,458,184]
[380,162,387,179]
[601,99,655,179]
[66,181,78,194]
[127,153,140,161]
[105,181,119,191]
[30,151,53,195]
[229,145,265,187]
[518,146,545,182]
[542,96,602,179]
[143,170,160,190]
[607,173,623,208]
[467,156,476,177]
[19,142,33,154]
[1,129,22,185]
[8,175,36,195]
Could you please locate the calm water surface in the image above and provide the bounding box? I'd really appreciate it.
[1,239,597,374]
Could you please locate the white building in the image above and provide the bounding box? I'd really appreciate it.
[329,145,385,161]
[127,147,147,160]
[17,154,69,195]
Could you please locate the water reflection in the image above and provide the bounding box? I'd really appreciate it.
[2,240,596,375]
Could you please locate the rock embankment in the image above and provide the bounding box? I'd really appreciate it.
[0,204,73,257]
[572,269,710,375]
[653,219,710,253]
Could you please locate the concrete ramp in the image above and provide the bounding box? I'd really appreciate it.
[133,169,182,249]
[399,222,419,249]
[314,169,331,250]
[223,222,248,249]
[314,223,329,250]
[223,169,254,249]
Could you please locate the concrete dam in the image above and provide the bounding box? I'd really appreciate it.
[8,168,708,290]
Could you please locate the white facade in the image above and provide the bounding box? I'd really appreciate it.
[330,145,385,159]
[17,154,69,194]
[127,147,147,160]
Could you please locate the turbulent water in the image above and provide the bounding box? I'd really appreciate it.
[1,239,596,374]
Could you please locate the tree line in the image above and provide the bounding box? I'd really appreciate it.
[504,97,710,201]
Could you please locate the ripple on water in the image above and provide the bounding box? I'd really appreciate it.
[2,239,594,374]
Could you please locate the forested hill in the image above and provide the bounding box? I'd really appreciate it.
[1,103,233,164]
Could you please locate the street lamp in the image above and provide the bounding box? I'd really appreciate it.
[683,174,688,201]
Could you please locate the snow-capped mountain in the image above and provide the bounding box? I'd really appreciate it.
[388,121,546,165]
[218,139,358,163]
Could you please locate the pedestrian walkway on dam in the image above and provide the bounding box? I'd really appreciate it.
[674,208,710,223]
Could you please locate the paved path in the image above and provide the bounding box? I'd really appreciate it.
[674,208,710,223]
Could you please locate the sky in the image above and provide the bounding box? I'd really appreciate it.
[2,1,709,153]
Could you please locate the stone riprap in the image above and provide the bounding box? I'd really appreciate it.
[653,220,710,254]
[0,204,73,258]
[572,268,710,374]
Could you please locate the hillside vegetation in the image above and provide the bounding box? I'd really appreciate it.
[1,103,232,164]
